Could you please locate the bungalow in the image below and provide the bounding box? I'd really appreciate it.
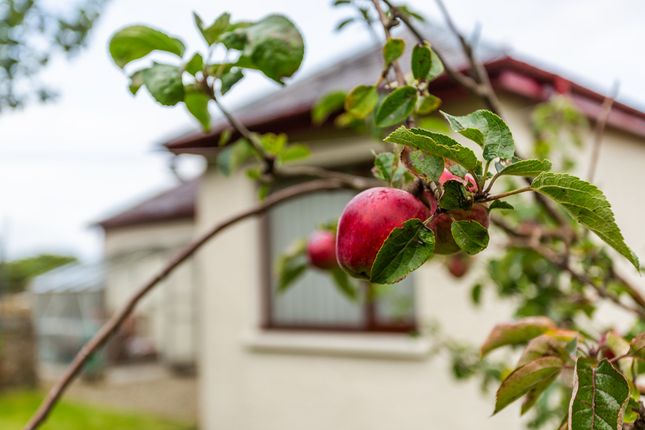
[96,179,200,370]
[104,23,645,430]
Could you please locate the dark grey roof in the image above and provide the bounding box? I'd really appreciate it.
[96,179,198,230]
[164,22,507,150]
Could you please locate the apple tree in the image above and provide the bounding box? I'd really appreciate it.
[24,1,645,429]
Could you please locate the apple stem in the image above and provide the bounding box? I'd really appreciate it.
[478,160,491,193]
[481,186,532,202]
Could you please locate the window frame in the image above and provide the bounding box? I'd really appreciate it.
[258,179,418,334]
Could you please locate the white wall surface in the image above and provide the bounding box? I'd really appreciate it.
[104,221,199,366]
[195,94,645,430]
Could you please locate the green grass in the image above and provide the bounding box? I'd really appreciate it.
[0,390,195,430]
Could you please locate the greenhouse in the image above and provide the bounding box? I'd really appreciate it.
[30,262,106,375]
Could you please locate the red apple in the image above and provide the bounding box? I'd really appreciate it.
[307,230,338,270]
[446,253,471,278]
[439,169,478,192]
[336,187,435,279]
[429,204,489,255]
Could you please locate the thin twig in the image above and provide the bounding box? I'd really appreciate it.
[277,165,380,190]
[433,0,502,115]
[381,0,481,95]
[23,179,360,430]
[480,186,532,202]
[211,92,376,190]
[382,0,568,230]
[531,243,645,319]
[370,0,406,86]
[610,268,645,309]
[211,96,276,173]
[496,215,644,320]
[587,81,619,183]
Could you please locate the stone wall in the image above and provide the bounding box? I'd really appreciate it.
[0,295,37,389]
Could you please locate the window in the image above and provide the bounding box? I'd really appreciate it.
[262,188,416,333]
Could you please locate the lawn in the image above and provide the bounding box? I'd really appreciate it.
[0,390,194,430]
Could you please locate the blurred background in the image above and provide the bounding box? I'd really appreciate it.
[1,1,644,429]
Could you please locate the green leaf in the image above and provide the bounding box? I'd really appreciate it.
[494,356,563,414]
[383,38,405,65]
[219,26,249,50]
[276,239,308,292]
[374,86,418,128]
[194,12,231,45]
[384,126,480,172]
[531,172,639,269]
[184,89,210,130]
[312,90,346,125]
[416,94,441,115]
[237,15,304,83]
[128,69,146,95]
[335,17,355,31]
[345,85,378,119]
[497,159,552,177]
[220,69,244,95]
[404,149,443,182]
[481,317,556,356]
[451,220,489,255]
[568,358,630,430]
[260,133,287,155]
[630,333,645,359]
[109,25,185,68]
[442,109,515,161]
[370,219,435,284]
[489,200,514,211]
[278,144,310,163]
[427,49,444,81]
[217,139,256,176]
[330,267,357,301]
[372,152,397,183]
[520,371,559,415]
[142,63,185,106]
[411,43,431,80]
[517,330,578,367]
[470,283,482,306]
[439,181,471,210]
[205,63,234,78]
[184,53,204,76]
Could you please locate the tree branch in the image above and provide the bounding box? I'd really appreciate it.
[531,243,645,319]
[381,0,482,96]
[480,186,532,202]
[587,81,619,183]
[370,0,406,87]
[492,216,645,320]
[433,0,502,115]
[23,179,361,430]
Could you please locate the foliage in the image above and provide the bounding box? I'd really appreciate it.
[0,0,106,111]
[0,254,77,294]
[107,3,644,430]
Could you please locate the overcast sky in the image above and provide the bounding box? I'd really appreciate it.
[1,0,644,260]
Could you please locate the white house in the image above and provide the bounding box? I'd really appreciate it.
[96,179,200,369]
[105,25,645,429]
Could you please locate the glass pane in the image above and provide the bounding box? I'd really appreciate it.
[268,190,364,326]
[373,276,416,326]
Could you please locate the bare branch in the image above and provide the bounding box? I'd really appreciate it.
[370,0,407,86]
[492,217,645,320]
[23,179,361,430]
[433,0,502,115]
[587,81,619,183]
[381,0,481,94]
[531,243,645,319]
[480,186,532,202]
